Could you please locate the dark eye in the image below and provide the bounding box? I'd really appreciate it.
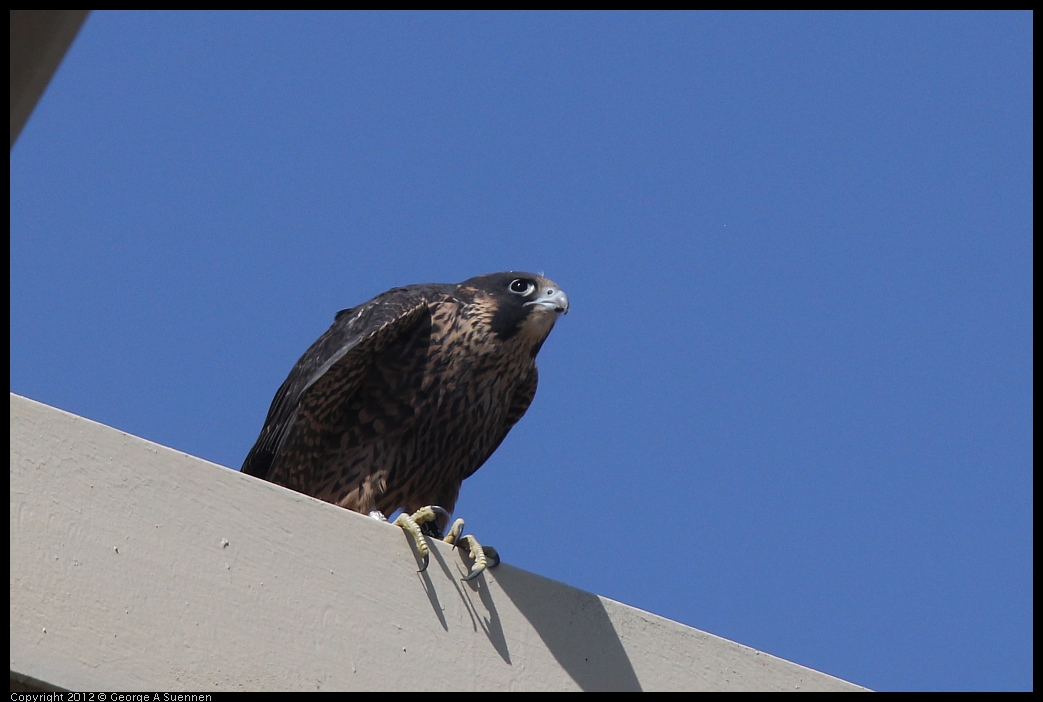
[509,279,535,295]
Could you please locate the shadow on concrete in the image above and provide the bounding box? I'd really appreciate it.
[493,564,642,692]
[453,548,511,665]
[404,533,450,632]
[410,532,512,665]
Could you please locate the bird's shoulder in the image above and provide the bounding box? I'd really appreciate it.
[278,283,459,404]
[241,283,456,477]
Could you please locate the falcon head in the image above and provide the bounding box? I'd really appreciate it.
[457,271,569,343]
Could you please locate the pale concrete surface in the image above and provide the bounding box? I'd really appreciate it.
[10,393,868,691]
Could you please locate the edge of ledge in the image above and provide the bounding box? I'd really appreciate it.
[10,393,868,691]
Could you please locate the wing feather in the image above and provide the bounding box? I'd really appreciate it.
[240,288,431,479]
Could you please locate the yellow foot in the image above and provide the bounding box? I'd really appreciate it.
[392,506,449,572]
[444,517,500,581]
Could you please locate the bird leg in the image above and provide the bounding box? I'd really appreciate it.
[393,506,450,573]
[443,517,500,582]
[393,507,499,580]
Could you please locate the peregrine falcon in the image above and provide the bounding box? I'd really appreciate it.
[241,272,568,579]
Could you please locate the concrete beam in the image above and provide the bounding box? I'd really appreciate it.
[10,393,867,691]
[10,10,90,149]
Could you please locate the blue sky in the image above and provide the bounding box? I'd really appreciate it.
[10,11,1032,691]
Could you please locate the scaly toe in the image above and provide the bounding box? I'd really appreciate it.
[393,510,430,572]
[458,534,499,582]
[393,506,453,572]
[443,518,466,546]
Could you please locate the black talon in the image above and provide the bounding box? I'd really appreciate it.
[420,505,451,539]
[418,553,430,573]
[420,521,444,539]
[459,542,500,581]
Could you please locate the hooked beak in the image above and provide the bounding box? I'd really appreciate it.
[525,286,569,315]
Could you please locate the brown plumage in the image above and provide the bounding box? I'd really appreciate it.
[241,271,568,534]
